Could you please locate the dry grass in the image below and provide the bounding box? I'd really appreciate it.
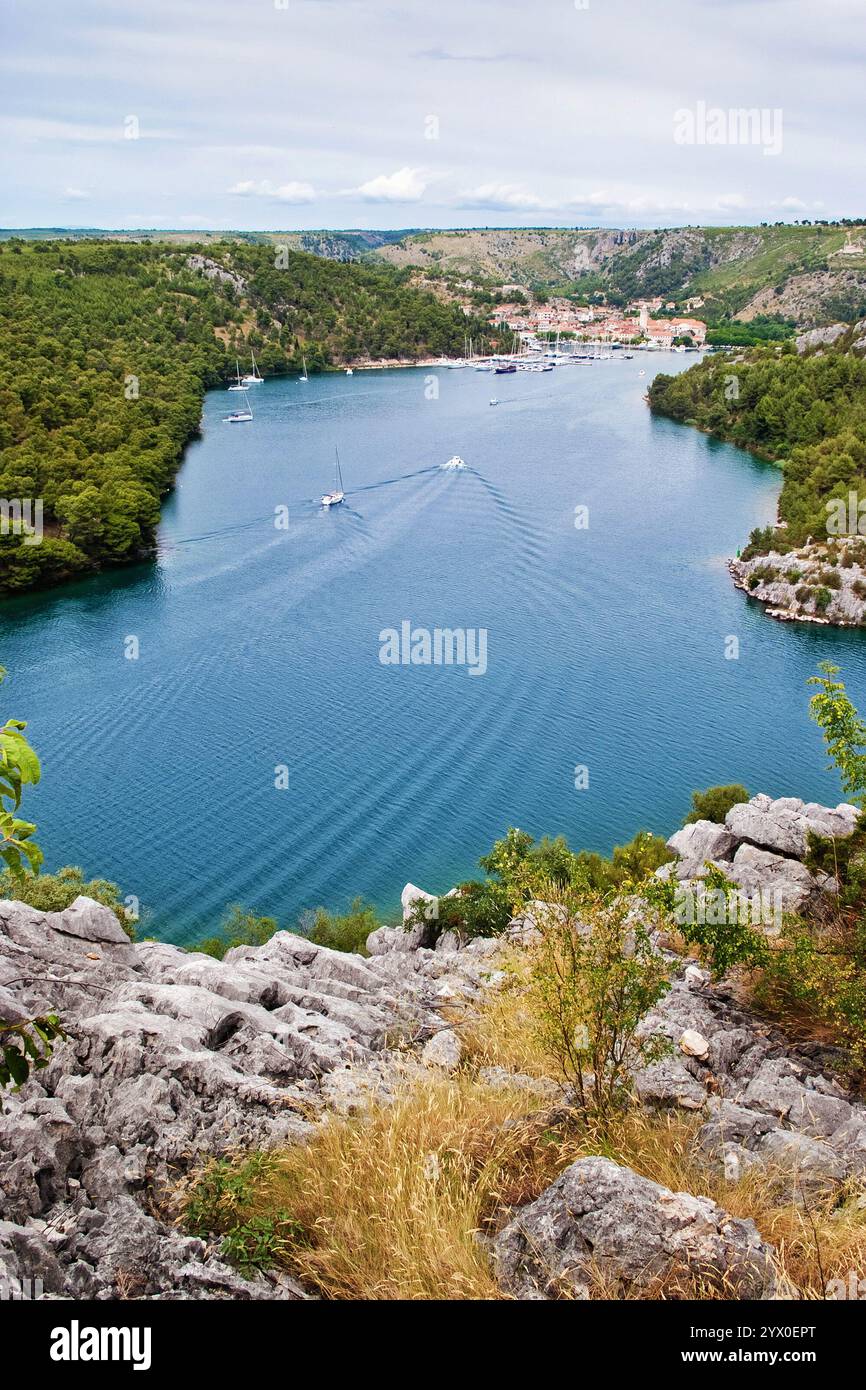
[181,957,866,1301]
[238,1076,541,1300]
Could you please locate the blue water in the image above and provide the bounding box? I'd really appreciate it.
[2,354,865,944]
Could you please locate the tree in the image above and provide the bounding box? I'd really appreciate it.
[684,783,750,825]
[0,666,42,875]
[808,662,866,808]
[527,880,671,1118]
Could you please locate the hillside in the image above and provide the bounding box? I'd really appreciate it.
[8,223,866,330]
[0,239,502,595]
[370,224,866,328]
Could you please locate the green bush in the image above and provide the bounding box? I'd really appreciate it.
[185,1152,307,1273]
[818,568,842,589]
[754,916,866,1067]
[411,879,514,941]
[194,904,279,959]
[305,896,380,955]
[683,783,749,825]
[528,882,671,1117]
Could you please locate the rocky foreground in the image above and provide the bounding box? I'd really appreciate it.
[1,792,865,1301]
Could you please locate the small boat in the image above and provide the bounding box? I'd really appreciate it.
[227,358,245,392]
[345,367,353,375]
[299,356,309,383]
[224,391,253,423]
[321,449,345,507]
[494,362,517,375]
[441,455,466,470]
[638,369,646,377]
[489,397,499,406]
[241,350,263,386]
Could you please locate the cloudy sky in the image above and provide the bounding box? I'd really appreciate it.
[2,0,864,230]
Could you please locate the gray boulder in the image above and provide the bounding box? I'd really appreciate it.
[420,1028,462,1072]
[666,819,736,865]
[0,897,495,1298]
[492,1156,776,1300]
[723,843,822,912]
[796,323,847,354]
[725,795,858,859]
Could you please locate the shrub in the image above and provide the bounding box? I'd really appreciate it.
[647,867,770,978]
[795,584,813,603]
[0,864,135,938]
[748,564,778,587]
[305,896,381,954]
[814,586,833,612]
[194,904,279,960]
[477,825,673,909]
[808,663,866,808]
[754,915,866,1067]
[527,881,671,1117]
[1,1014,64,1090]
[683,783,749,825]
[853,579,866,599]
[818,568,842,589]
[184,1152,306,1273]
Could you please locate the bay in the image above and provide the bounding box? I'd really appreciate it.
[2,352,864,944]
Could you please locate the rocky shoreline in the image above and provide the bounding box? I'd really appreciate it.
[1,791,864,1300]
[730,538,866,627]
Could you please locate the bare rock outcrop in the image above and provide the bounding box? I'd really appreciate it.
[492,1156,777,1300]
[0,896,496,1299]
[663,792,857,911]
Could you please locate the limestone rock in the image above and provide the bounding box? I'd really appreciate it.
[723,843,822,912]
[492,1156,777,1300]
[420,1029,462,1072]
[666,820,736,865]
[725,796,858,859]
[680,1029,710,1059]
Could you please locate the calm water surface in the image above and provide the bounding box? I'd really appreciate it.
[3,354,865,943]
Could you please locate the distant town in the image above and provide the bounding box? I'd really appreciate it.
[476,289,708,349]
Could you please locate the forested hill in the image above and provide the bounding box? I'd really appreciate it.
[647,325,866,554]
[0,239,500,595]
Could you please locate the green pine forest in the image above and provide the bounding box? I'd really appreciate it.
[0,239,504,594]
[648,337,866,554]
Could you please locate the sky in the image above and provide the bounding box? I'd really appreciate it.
[1,0,864,231]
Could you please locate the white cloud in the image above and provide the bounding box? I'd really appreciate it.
[350,167,427,203]
[228,179,316,203]
[456,182,545,211]
[63,186,90,200]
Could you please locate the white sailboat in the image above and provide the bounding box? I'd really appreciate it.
[321,449,345,507]
[227,358,245,392]
[299,356,309,383]
[224,391,253,423]
[241,350,263,386]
